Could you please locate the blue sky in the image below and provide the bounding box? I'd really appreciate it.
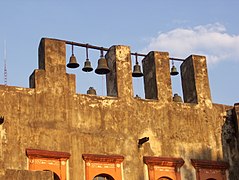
[0,1,238,105]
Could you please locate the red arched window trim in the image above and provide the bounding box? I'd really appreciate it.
[82,154,124,180]
[144,156,184,180]
[191,159,229,180]
[26,148,70,180]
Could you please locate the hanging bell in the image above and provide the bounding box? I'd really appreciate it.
[132,62,143,77]
[67,44,79,68]
[95,57,110,74]
[82,59,93,72]
[132,53,143,77]
[67,54,79,68]
[173,93,182,102]
[87,87,97,95]
[170,65,179,76]
[95,57,110,75]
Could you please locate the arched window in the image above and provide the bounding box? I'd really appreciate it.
[26,149,70,180]
[144,156,184,180]
[158,177,173,180]
[191,159,229,180]
[82,154,124,180]
[93,173,114,180]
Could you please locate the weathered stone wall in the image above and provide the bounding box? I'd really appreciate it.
[0,38,235,179]
[0,169,53,180]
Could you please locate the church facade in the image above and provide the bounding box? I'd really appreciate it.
[0,38,238,179]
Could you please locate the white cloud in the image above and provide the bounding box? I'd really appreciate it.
[143,23,239,64]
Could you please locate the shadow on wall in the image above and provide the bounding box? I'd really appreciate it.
[180,146,213,179]
[221,109,239,180]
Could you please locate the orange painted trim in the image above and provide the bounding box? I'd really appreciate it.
[26,148,71,180]
[144,156,184,180]
[82,154,124,180]
[191,159,229,180]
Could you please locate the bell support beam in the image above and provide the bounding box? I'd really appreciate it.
[105,45,133,98]
[142,51,172,102]
[48,38,185,62]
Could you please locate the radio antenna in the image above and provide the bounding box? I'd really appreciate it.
[4,40,7,85]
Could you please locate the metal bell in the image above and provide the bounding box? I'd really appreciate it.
[87,87,96,95]
[67,54,79,68]
[173,93,182,102]
[170,65,179,76]
[95,57,110,75]
[132,53,143,77]
[132,62,143,77]
[82,59,93,72]
[67,44,79,68]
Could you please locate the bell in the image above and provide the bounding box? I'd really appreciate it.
[67,44,79,68]
[87,87,96,95]
[67,54,79,68]
[170,65,179,76]
[82,59,93,72]
[95,57,110,75]
[132,63,143,77]
[173,93,182,102]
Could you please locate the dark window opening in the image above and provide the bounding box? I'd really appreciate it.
[158,177,173,180]
[93,173,114,180]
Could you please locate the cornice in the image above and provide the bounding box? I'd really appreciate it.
[191,159,229,170]
[82,154,124,164]
[143,156,184,168]
[26,148,71,160]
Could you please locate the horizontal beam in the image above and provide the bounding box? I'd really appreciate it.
[47,38,185,62]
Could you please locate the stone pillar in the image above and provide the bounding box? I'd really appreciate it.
[105,45,133,99]
[142,51,172,102]
[38,38,66,71]
[180,55,211,104]
[29,38,76,94]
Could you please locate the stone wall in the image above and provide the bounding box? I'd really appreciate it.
[0,169,53,180]
[0,38,236,179]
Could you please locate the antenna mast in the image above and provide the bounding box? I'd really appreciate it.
[4,40,7,85]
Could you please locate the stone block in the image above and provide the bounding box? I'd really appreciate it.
[142,51,172,102]
[180,55,212,104]
[106,45,133,98]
